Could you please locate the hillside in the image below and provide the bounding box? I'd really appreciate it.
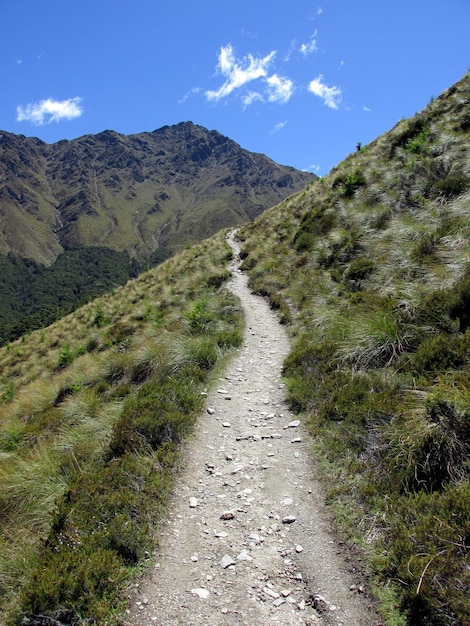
[0,122,314,264]
[237,71,470,624]
[0,72,468,625]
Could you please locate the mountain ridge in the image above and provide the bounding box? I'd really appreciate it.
[0,121,315,265]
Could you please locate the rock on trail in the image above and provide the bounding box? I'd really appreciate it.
[125,231,379,625]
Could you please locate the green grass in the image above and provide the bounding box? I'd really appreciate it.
[0,231,244,624]
[238,71,470,626]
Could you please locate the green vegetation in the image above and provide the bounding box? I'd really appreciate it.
[238,72,470,625]
[0,245,171,347]
[0,233,243,624]
[0,70,468,626]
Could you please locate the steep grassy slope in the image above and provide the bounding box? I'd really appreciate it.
[237,72,470,625]
[0,233,243,624]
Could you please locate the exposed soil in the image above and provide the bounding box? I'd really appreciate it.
[125,231,381,625]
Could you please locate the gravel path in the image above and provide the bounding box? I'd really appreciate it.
[125,232,380,626]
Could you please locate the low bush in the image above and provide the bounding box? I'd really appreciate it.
[342,257,376,291]
[432,174,469,199]
[379,482,470,625]
[410,332,470,374]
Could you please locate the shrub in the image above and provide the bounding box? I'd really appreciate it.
[294,231,316,252]
[342,257,376,291]
[186,298,214,334]
[294,206,337,244]
[410,233,438,262]
[341,170,367,197]
[384,397,469,493]
[205,269,231,288]
[433,174,469,199]
[406,127,430,154]
[109,378,202,455]
[381,482,470,625]
[410,332,470,374]
[23,547,125,624]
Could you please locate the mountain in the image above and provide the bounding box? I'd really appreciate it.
[0,122,314,344]
[0,122,315,265]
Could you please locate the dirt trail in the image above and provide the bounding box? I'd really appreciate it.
[125,232,380,625]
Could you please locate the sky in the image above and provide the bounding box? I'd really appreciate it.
[1,1,469,175]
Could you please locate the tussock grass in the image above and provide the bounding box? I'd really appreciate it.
[0,230,244,624]
[238,71,470,625]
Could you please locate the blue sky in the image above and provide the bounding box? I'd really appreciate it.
[1,1,469,175]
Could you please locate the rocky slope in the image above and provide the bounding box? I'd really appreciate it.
[0,122,315,264]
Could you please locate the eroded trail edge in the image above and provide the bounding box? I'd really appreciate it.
[125,232,378,625]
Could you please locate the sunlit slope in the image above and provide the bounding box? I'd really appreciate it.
[237,72,470,625]
[0,231,244,624]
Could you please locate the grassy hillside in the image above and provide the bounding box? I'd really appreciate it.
[237,72,470,625]
[0,233,243,624]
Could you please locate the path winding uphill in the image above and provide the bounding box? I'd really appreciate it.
[125,232,380,625]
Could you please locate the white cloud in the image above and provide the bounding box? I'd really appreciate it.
[363,105,372,112]
[306,163,321,174]
[242,91,264,107]
[270,120,288,134]
[300,31,318,56]
[284,39,297,62]
[16,97,83,125]
[206,44,275,102]
[308,75,341,109]
[178,87,202,104]
[266,74,294,103]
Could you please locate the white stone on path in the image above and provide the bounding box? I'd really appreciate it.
[220,554,236,569]
[191,588,210,599]
[236,549,253,561]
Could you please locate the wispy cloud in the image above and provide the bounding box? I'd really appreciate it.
[266,74,294,103]
[308,75,341,109]
[206,45,275,102]
[284,39,297,62]
[16,97,83,125]
[270,120,288,134]
[299,31,318,56]
[242,91,264,108]
[179,87,202,104]
[306,163,321,174]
